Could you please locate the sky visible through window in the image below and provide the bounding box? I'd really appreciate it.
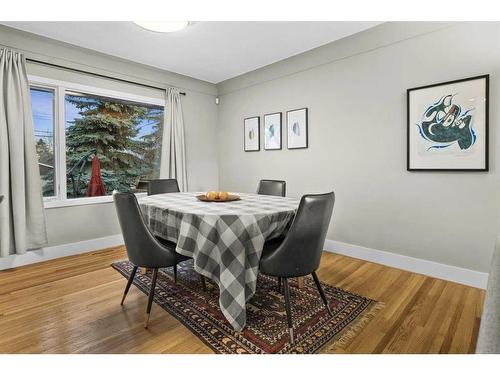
[32,88,54,146]
[31,88,55,197]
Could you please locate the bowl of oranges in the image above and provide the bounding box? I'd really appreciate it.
[196,191,240,202]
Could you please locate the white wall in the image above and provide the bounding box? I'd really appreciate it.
[0,25,219,248]
[216,22,500,274]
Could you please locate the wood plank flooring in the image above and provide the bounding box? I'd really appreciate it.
[0,246,485,353]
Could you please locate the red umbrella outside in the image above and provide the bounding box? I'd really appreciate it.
[86,155,106,197]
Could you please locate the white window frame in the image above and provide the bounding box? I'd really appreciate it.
[29,75,165,209]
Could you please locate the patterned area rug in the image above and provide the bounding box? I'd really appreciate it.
[111,260,383,354]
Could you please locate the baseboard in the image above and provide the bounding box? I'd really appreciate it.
[0,234,124,270]
[324,239,488,289]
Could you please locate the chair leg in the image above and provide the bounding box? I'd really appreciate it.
[173,264,177,283]
[277,277,282,293]
[282,278,294,345]
[312,271,332,315]
[200,275,207,292]
[120,265,138,305]
[145,268,159,328]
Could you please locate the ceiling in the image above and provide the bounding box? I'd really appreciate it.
[2,21,382,83]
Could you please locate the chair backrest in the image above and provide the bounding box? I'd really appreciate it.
[266,192,335,277]
[148,179,180,195]
[257,179,286,197]
[476,234,500,353]
[113,192,175,267]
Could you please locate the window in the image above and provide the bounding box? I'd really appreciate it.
[31,87,56,197]
[29,76,165,207]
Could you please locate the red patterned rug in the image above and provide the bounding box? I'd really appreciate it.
[111,260,383,354]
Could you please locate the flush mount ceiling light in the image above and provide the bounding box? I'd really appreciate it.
[133,21,189,33]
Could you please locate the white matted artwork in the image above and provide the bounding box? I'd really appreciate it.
[287,108,308,149]
[407,75,489,171]
[264,112,282,150]
[244,116,260,152]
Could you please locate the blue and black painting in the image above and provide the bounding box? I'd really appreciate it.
[416,95,476,151]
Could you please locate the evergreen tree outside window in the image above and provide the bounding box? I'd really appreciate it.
[65,91,164,198]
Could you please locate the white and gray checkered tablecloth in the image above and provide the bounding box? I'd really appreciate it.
[138,192,299,331]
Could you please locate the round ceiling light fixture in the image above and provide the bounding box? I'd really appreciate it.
[133,21,189,33]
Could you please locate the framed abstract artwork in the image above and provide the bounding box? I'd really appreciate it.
[244,116,260,152]
[264,112,282,150]
[407,75,489,171]
[287,108,308,149]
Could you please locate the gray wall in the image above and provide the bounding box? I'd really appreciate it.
[2,22,499,274]
[0,25,219,247]
[216,22,500,273]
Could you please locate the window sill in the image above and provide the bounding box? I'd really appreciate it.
[44,192,147,209]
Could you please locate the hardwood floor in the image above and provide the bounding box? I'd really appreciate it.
[0,246,484,353]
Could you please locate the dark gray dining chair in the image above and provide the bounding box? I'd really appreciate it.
[146,178,183,280]
[259,192,335,344]
[148,178,180,195]
[114,192,189,328]
[257,179,286,197]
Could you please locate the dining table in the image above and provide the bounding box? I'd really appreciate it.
[138,191,300,331]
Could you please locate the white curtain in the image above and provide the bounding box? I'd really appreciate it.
[0,48,48,257]
[160,87,188,191]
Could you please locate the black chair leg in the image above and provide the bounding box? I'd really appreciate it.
[173,264,177,283]
[145,268,159,328]
[282,278,294,345]
[121,265,138,305]
[200,275,207,292]
[277,277,282,293]
[312,271,332,315]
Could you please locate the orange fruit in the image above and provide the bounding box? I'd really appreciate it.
[206,191,218,200]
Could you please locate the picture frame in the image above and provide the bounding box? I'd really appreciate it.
[263,112,282,150]
[244,116,260,152]
[287,108,308,149]
[407,75,489,171]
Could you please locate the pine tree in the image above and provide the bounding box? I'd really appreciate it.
[138,108,163,179]
[65,94,153,197]
[36,138,53,165]
[36,138,55,196]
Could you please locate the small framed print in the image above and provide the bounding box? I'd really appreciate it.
[264,112,282,150]
[287,108,308,149]
[407,75,489,171]
[244,116,260,152]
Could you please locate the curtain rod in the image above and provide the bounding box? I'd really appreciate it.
[26,58,187,96]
